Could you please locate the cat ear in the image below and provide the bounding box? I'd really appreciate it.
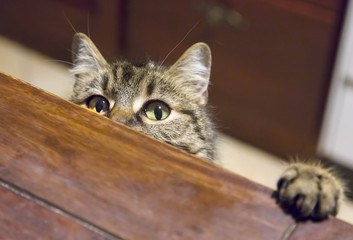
[71,33,107,76]
[169,42,211,105]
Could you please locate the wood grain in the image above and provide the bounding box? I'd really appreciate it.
[0,73,293,239]
[289,220,353,240]
[0,73,352,239]
[0,182,118,240]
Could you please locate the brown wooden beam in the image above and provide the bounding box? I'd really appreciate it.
[0,73,352,239]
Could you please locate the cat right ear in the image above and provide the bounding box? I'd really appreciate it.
[71,33,107,76]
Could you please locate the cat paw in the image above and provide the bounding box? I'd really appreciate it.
[276,162,343,220]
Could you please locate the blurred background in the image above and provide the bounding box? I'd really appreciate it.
[0,0,353,220]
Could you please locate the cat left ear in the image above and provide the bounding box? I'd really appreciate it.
[169,43,211,105]
[71,33,107,76]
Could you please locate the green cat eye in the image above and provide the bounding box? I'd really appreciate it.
[87,96,110,114]
[144,101,170,121]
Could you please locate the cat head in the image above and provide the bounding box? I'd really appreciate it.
[70,33,215,160]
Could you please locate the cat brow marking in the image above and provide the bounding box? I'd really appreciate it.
[146,79,155,96]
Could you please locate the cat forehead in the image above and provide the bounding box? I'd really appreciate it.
[107,61,169,89]
[102,61,170,100]
[110,61,164,77]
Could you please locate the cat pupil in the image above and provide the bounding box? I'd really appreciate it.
[154,106,163,120]
[95,99,105,113]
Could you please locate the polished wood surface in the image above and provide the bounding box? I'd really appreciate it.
[290,220,353,240]
[0,73,352,239]
[0,183,117,240]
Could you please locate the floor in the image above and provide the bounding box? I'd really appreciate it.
[1,35,352,224]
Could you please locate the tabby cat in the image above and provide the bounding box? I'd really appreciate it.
[70,33,343,220]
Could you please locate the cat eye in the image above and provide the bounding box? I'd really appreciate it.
[87,96,110,114]
[144,101,170,121]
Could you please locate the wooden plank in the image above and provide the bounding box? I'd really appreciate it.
[289,220,353,240]
[0,182,118,240]
[0,73,352,239]
[0,73,294,239]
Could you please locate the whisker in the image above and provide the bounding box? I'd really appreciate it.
[66,48,79,59]
[63,12,77,33]
[46,59,74,66]
[87,12,91,38]
[160,20,200,65]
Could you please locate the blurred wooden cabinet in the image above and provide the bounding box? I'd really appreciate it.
[0,0,125,62]
[126,0,347,157]
[0,0,347,158]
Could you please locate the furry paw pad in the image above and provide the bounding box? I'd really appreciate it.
[277,163,343,220]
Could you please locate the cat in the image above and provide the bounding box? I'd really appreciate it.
[70,33,343,220]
